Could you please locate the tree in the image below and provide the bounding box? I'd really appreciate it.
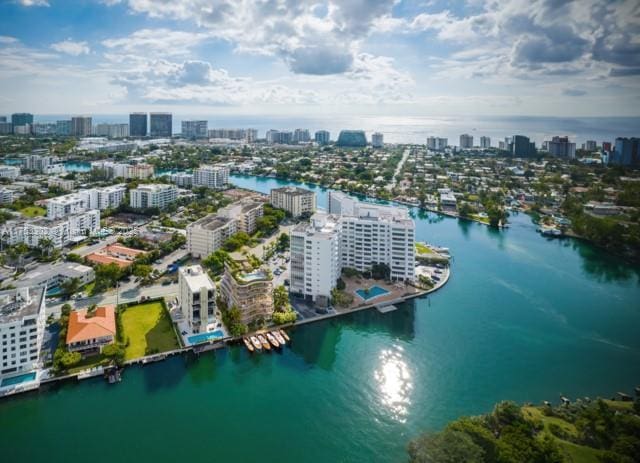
[37,237,55,259]
[273,285,289,311]
[132,263,153,284]
[102,343,125,365]
[66,253,84,263]
[221,305,247,336]
[60,277,82,299]
[276,232,290,252]
[408,429,485,463]
[203,249,230,275]
[223,232,251,252]
[94,263,123,292]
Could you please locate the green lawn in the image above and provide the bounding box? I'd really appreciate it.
[119,301,179,360]
[66,353,110,375]
[415,242,433,255]
[20,206,46,217]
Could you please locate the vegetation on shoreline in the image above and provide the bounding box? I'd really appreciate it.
[408,395,640,463]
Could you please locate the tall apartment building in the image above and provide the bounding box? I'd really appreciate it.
[0,287,46,379]
[583,140,597,151]
[219,265,274,325]
[71,116,92,137]
[290,212,341,306]
[314,130,330,145]
[293,128,310,143]
[182,120,208,139]
[126,163,154,179]
[0,122,13,135]
[96,184,127,210]
[193,165,229,189]
[511,135,537,157]
[93,123,129,138]
[266,130,293,144]
[480,136,491,149]
[270,186,316,218]
[149,112,172,137]
[218,199,264,234]
[207,128,255,141]
[24,154,53,173]
[45,185,125,219]
[0,188,14,205]
[426,137,448,151]
[129,113,147,137]
[371,132,384,148]
[547,136,576,159]
[129,184,177,210]
[187,214,237,258]
[56,120,71,136]
[31,123,56,136]
[610,137,640,167]
[459,134,474,149]
[179,265,216,333]
[11,113,33,127]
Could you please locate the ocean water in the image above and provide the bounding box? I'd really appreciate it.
[1,175,639,463]
[33,114,640,145]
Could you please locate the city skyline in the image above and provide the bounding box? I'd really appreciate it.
[0,0,639,117]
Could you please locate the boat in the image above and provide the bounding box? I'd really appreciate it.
[258,334,271,350]
[250,336,262,351]
[273,331,286,345]
[243,337,254,353]
[279,330,290,342]
[266,332,280,348]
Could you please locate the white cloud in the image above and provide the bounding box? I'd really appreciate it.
[17,0,49,6]
[102,28,208,57]
[51,39,90,56]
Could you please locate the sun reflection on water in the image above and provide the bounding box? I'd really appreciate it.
[374,347,412,422]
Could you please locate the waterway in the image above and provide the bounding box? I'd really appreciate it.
[1,175,639,463]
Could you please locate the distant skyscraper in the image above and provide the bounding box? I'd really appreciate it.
[336,130,367,147]
[371,132,384,148]
[293,128,310,143]
[610,137,639,167]
[0,122,13,135]
[71,116,92,137]
[583,140,597,151]
[0,116,6,123]
[427,137,448,151]
[511,135,537,157]
[56,120,71,136]
[129,113,147,137]
[314,130,330,145]
[480,136,491,149]
[547,136,576,159]
[150,112,172,137]
[459,134,473,149]
[11,113,33,127]
[182,120,208,139]
[602,141,612,152]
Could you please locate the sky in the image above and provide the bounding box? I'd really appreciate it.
[0,0,639,117]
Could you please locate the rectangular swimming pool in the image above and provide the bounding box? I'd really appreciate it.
[355,285,390,301]
[1,371,37,387]
[187,330,225,345]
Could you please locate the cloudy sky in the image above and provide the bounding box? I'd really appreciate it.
[0,0,639,117]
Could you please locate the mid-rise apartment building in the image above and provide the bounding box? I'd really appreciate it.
[187,215,237,258]
[71,116,92,137]
[4,210,100,248]
[129,184,177,210]
[218,199,264,234]
[182,120,208,139]
[192,165,229,189]
[0,287,46,379]
[0,188,14,205]
[219,265,274,325]
[270,186,316,218]
[179,265,216,333]
[45,185,126,219]
[0,166,20,180]
[372,132,384,148]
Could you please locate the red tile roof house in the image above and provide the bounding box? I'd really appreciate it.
[66,306,116,355]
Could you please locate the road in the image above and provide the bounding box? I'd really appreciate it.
[387,147,411,191]
[231,223,295,261]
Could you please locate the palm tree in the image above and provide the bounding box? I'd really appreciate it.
[38,237,54,259]
[61,277,82,299]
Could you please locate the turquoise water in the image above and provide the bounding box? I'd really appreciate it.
[1,372,36,387]
[187,330,224,345]
[0,174,639,463]
[356,285,391,301]
[63,161,91,172]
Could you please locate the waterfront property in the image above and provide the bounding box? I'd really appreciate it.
[187,329,224,345]
[118,301,180,360]
[219,264,274,325]
[355,285,390,301]
[0,287,46,380]
[178,265,217,334]
[270,186,316,218]
[66,306,116,354]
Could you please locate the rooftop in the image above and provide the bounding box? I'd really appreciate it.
[0,287,45,323]
[189,213,234,231]
[66,306,116,344]
[180,265,215,292]
[15,262,93,288]
[271,186,314,196]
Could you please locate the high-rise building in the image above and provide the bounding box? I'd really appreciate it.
[511,135,537,157]
[129,113,147,137]
[314,130,330,145]
[182,120,208,139]
[56,120,71,136]
[31,123,56,136]
[193,165,229,189]
[547,136,576,159]
[71,116,92,137]
[480,136,491,149]
[0,116,5,122]
[25,154,53,173]
[270,187,316,218]
[583,140,597,151]
[129,184,178,210]
[187,214,237,258]
[0,122,13,135]
[179,265,216,333]
[0,287,46,380]
[427,137,448,151]
[93,123,129,138]
[602,142,612,152]
[371,132,384,148]
[459,134,474,149]
[293,128,311,143]
[290,212,341,306]
[11,113,33,127]
[149,112,172,137]
[336,130,367,147]
[610,138,640,167]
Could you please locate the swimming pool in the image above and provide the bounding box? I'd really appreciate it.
[355,285,390,301]
[187,330,225,345]
[1,371,37,387]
